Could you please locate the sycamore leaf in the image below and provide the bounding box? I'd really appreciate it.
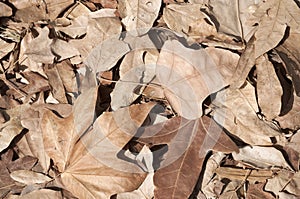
[156,40,226,120]
[256,54,283,120]
[138,116,238,199]
[118,0,161,36]
[42,93,156,198]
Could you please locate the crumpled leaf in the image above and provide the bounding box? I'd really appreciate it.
[111,49,158,110]
[163,3,241,48]
[0,104,30,152]
[138,116,238,199]
[56,15,89,38]
[156,40,225,119]
[265,171,300,197]
[119,0,161,36]
[232,146,292,169]
[10,170,52,185]
[0,38,15,59]
[70,12,122,61]
[276,30,300,97]
[211,82,282,145]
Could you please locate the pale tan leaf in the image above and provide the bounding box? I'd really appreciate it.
[70,15,122,61]
[276,30,300,96]
[59,103,156,198]
[11,0,73,22]
[85,38,130,73]
[119,0,161,36]
[111,49,158,110]
[56,15,89,38]
[276,94,300,130]
[231,36,255,88]
[204,0,243,38]
[216,167,274,183]
[163,4,241,48]
[117,146,154,199]
[204,47,239,85]
[232,146,292,169]
[201,152,225,199]
[10,170,51,185]
[14,189,62,199]
[73,87,99,135]
[50,39,80,61]
[156,40,225,119]
[251,0,300,58]
[0,38,15,59]
[0,2,12,17]
[256,54,283,119]
[44,64,68,104]
[42,111,75,172]
[25,27,55,64]
[265,171,300,197]
[18,32,46,77]
[0,104,30,152]
[211,82,282,145]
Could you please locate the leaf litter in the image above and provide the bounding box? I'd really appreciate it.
[0,0,300,198]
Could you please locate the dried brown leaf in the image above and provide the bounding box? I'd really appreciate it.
[139,116,238,199]
[44,64,68,104]
[256,54,283,119]
[232,146,292,169]
[70,14,122,61]
[118,0,161,36]
[156,40,226,119]
[12,189,62,199]
[265,171,300,197]
[0,38,15,59]
[211,82,282,145]
[25,27,55,64]
[246,182,275,199]
[0,2,12,17]
[10,170,51,185]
